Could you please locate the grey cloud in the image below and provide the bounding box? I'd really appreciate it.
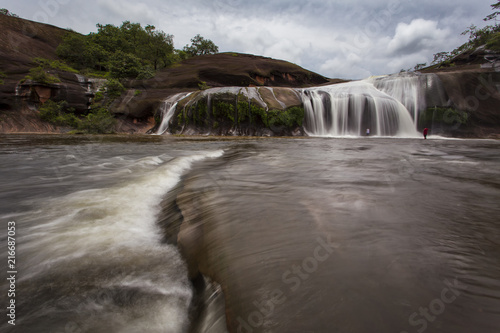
[2,0,495,79]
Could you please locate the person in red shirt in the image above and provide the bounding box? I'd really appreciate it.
[423,128,428,139]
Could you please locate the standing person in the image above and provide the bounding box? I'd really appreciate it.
[423,128,428,139]
[366,128,370,136]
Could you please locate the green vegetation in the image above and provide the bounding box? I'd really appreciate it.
[183,34,219,57]
[420,107,469,128]
[198,81,210,90]
[33,58,79,73]
[0,71,6,85]
[267,107,304,128]
[212,101,235,123]
[39,100,79,127]
[24,67,60,84]
[249,104,268,125]
[237,99,250,124]
[21,58,81,85]
[57,21,219,79]
[39,100,116,134]
[173,92,305,133]
[78,107,116,134]
[104,79,125,99]
[0,8,19,17]
[93,91,104,103]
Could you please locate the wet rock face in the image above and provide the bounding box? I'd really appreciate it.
[154,87,305,136]
[14,73,99,114]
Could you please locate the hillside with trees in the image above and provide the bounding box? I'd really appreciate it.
[0,11,328,134]
[56,21,218,79]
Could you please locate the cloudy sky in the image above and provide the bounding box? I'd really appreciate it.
[3,0,497,79]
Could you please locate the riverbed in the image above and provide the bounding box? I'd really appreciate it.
[1,134,499,333]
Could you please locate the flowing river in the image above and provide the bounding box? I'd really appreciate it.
[1,134,499,333]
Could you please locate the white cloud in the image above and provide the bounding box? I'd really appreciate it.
[387,19,451,55]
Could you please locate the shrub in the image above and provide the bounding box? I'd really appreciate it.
[136,67,155,80]
[39,100,80,127]
[265,107,305,129]
[93,91,104,102]
[198,81,209,90]
[420,107,469,128]
[78,107,116,134]
[249,104,268,126]
[33,58,79,73]
[105,79,125,99]
[109,51,144,79]
[486,32,500,52]
[25,67,60,84]
[212,101,235,123]
[39,100,116,133]
[237,100,249,124]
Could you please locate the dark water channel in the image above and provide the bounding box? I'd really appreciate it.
[0,134,499,333]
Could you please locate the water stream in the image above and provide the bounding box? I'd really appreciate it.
[1,135,499,333]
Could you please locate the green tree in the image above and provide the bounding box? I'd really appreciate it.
[56,32,108,70]
[78,107,116,134]
[109,51,145,78]
[413,63,427,71]
[486,31,500,51]
[25,67,60,84]
[104,79,125,98]
[143,25,175,69]
[91,23,124,54]
[39,100,80,127]
[58,21,177,75]
[431,52,450,65]
[484,1,500,21]
[183,34,219,57]
[460,24,500,49]
[0,8,19,17]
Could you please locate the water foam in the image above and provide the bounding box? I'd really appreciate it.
[16,149,224,332]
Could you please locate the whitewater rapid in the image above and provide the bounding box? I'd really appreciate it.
[3,148,224,333]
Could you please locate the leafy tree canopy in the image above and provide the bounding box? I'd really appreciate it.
[57,21,219,79]
[183,34,219,57]
[0,8,19,17]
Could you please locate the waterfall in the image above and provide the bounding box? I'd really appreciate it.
[153,73,448,137]
[156,92,193,135]
[370,72,448,129]
[300,72,448,137]
[300,80,417,137]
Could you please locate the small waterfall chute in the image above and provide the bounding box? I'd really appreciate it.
[156,92,193,135]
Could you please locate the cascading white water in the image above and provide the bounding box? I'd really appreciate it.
[154,73,448,137]
[370,73,448,129]
[156,92,193,134]
[300,80,417,137]
[9,149,225,333]
[300,73,448,137]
